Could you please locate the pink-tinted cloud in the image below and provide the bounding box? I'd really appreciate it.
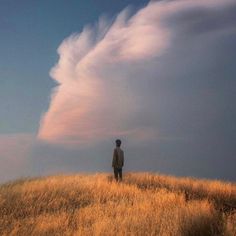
[38,0,234,147]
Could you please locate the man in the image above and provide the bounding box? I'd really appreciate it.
[112,139,124,181]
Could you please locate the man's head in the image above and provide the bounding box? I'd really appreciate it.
[115,139,121,147]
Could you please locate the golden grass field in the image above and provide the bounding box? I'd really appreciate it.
[0,173,235,236]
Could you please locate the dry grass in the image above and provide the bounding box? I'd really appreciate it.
[0,173,235,236]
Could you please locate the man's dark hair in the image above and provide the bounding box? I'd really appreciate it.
[115,139,121,147]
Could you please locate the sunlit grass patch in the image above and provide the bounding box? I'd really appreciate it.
[0,173,235,235]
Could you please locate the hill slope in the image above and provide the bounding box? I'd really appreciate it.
[0,173,235,236]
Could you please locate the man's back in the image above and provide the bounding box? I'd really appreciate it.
[112,147,124,169]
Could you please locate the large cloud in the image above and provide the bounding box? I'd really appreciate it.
[38,0,236,147]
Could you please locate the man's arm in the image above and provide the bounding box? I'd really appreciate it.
[112,149,116,167]
[122,150,124,167]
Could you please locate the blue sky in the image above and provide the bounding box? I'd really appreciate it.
[0,0,236,183]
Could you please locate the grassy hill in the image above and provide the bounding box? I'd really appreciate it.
[0,173,235,236]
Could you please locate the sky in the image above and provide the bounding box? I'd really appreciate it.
[0,0,236,183]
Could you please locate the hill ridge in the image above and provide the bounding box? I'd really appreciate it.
[0,173,235,235]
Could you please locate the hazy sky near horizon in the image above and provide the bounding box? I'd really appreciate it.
[1,0,236,183]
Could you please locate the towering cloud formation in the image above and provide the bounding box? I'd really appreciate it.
[38,0,235,147]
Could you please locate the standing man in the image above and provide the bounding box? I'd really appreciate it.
[112,139,124,181]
